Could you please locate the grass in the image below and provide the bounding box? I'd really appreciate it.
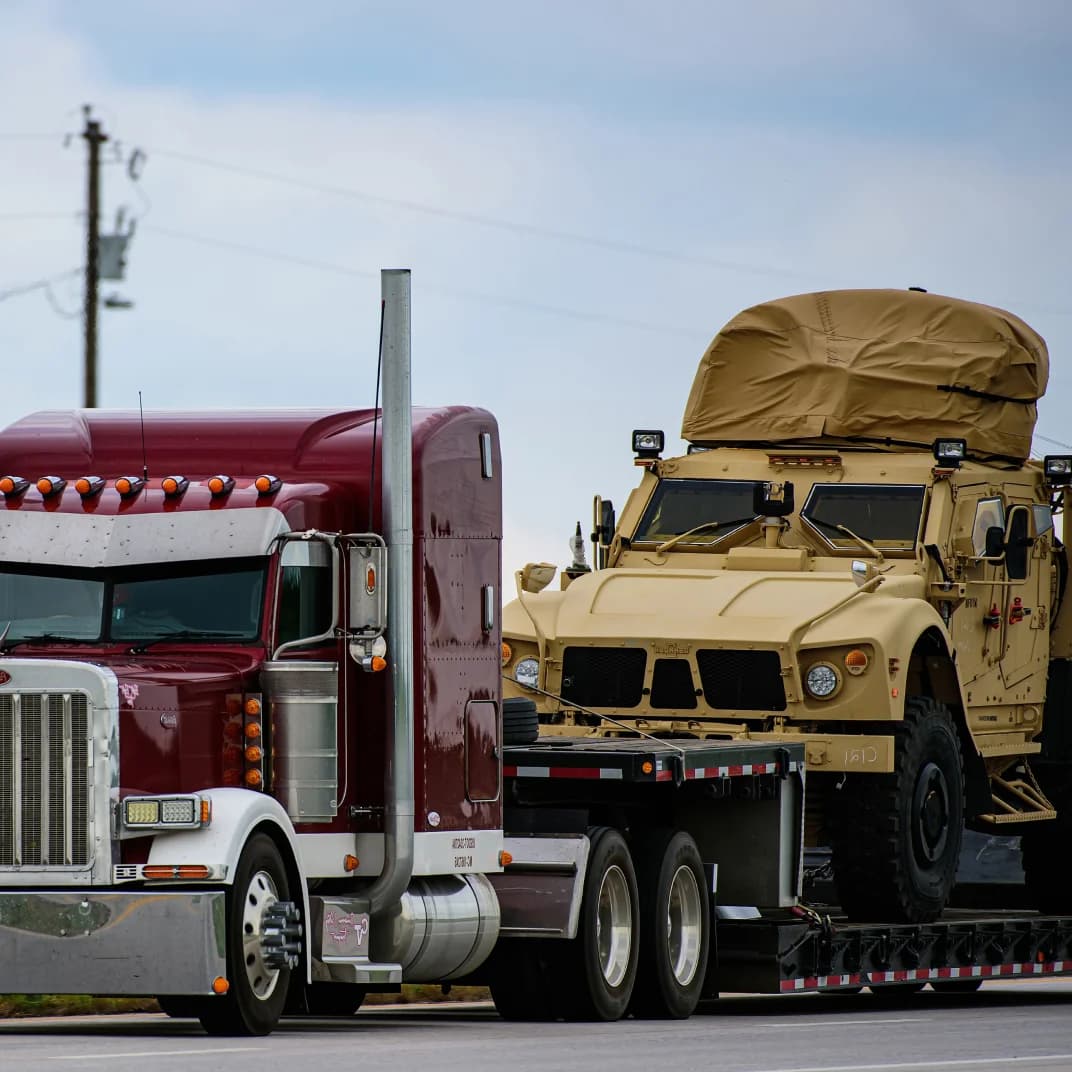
[0,985,492,1018]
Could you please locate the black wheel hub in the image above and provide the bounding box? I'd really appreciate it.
[912,761,950,865]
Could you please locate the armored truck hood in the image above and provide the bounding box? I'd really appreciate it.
[548,567,878,646]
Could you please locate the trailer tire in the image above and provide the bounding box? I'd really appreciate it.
[552,826,639,1021]
[488,938,558,1021]
[199,834,295,1037]
[502,697,539,746]
[830,696,963,924]
[628,829,709,1019]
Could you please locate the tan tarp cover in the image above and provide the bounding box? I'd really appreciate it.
[681,290,1048,460]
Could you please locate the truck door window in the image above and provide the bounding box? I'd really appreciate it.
[971,498,1005,557]
[632,479,759,546]
[0,568,105,641]
[1005,507,1031,582]
[277,540,334,646]
[802,484,926,551]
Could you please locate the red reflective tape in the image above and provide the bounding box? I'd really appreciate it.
[656,769,674,781]
[548,766,602,779]
[503,766,518,777]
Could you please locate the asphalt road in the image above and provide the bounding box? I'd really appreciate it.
[2,980,1072,1072]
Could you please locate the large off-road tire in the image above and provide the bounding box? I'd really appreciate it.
[829,696,964,924]
[487,938,559,1021]
[1020,781,1072,914]
[551,826,639,1021]
[628,829,710,1019]
[199,834,296,1037]
[502,697,539,746]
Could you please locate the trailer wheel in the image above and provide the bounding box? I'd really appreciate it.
[629,829,709,1019]
[199,833,297,1037]
[830,696,963,924]
[553,826,639,1021]
[488,938,558,1021]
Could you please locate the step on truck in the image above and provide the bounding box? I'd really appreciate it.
[0,274,1070,1036]
[503,287,1072,928]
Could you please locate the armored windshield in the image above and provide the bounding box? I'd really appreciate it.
[0,558,266,645]
[633,479,760,547]
[801,484,926,550]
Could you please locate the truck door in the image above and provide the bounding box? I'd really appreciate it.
[998,502,1051,688]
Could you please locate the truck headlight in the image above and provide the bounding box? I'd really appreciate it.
[122,795,209,830]
[514,658,539,690]
[804,662,841,700]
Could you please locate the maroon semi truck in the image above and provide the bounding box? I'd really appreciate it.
[0,272,1068,1036]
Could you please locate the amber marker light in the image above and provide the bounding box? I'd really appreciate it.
[212,977,230,995]
[207,474,235,497]
[844,649,870,676]
[499,850,513,867]
[244,769,263,787]
[370,655,387,672]
[641,761,654,774]
[244,721,262,739]
[254,474,281,496]
[501,642,512,666]
[75,476,105,498]
[161,475,189,498]
[115,475,146,498]
[343,854,360,872]
[36,476,66,496]
[0,475,29,497]
[244,697,262,717]
[200,799,212,824]
[245,745,263,764]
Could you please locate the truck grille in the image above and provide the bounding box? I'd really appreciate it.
[561,647,645,708]
[697,649,786,711]
[0,692,91,867]
[650,659,698,710]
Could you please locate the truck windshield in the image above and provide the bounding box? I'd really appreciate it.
[633,479,760,547]
[801,484,926,549]
[0,558,266,645]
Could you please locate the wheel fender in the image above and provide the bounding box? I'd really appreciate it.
[144,787,312,981]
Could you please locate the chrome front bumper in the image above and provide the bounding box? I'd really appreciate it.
[0,890,226,995]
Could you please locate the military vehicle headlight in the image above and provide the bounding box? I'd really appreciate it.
[1044,455,1072,486]
[804,662,841,699]
[514,657,539,690]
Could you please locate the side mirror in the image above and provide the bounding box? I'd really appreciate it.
[520,562,557,594]
[852,559,873,587]
[983,525,1006,559]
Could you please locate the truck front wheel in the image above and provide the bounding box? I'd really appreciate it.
[199,833,297,1037]
[830,697,964,923]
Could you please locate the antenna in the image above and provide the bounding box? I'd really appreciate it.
[138,391,149,480]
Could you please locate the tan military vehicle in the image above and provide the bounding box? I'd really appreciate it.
[503,289,1072,924]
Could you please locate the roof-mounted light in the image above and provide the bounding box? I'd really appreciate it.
[932,438,967,468]
[1044,456,1072,487]
[632,429,665,463]
[75,476,106,499]
[36,476,66,497]
[161,475,189,498]
[207,475,235,497]
[115,475,146,498]
[0,476,30,498]
[254,474,281,496]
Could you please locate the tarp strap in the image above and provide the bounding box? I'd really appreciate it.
[937,384,1039,405]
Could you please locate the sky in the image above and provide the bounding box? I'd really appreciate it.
[1,1,1071,578]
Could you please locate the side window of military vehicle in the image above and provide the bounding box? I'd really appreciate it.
[277,541,334,646]
[801,484,926,550]
[1004,506,1032,582]
[633,478,759,545]
[1032,504,1054,539]
[971,498,1005,557]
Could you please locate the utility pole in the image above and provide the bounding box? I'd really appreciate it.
[82,105,107,409]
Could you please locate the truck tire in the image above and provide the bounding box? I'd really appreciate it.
[628,829,709,1019]
[199,834,296,1037]
[830,696,964,924]
[488,938,558,1021]
[551,826,639,1021]
[502,697,539,746]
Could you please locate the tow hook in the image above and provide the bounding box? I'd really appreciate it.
[261,901,303,971]
[983,604,1001,629]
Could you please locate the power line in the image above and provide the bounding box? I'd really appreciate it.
[143,223,702,337]
[148,146,816,283]
[0,211,78,222]
[0,268,81,304]
[0,133,63,141]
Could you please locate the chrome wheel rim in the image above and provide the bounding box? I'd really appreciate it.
[666,864,703,986]
[242,869,281,1000]
[596,864,632,988]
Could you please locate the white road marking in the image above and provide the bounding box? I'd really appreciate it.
[756,1018,929,1029]
[748,1055,1072,1072]
[49,1048,259,1061]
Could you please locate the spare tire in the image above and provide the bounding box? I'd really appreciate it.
[503,697,539,745]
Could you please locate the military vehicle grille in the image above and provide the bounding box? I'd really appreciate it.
[561,647,646,708]
[650,659,698,710]
[696,650,786,711]
[0,692,92,867]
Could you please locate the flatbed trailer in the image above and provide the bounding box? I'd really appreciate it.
[497,735,1072,1011]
